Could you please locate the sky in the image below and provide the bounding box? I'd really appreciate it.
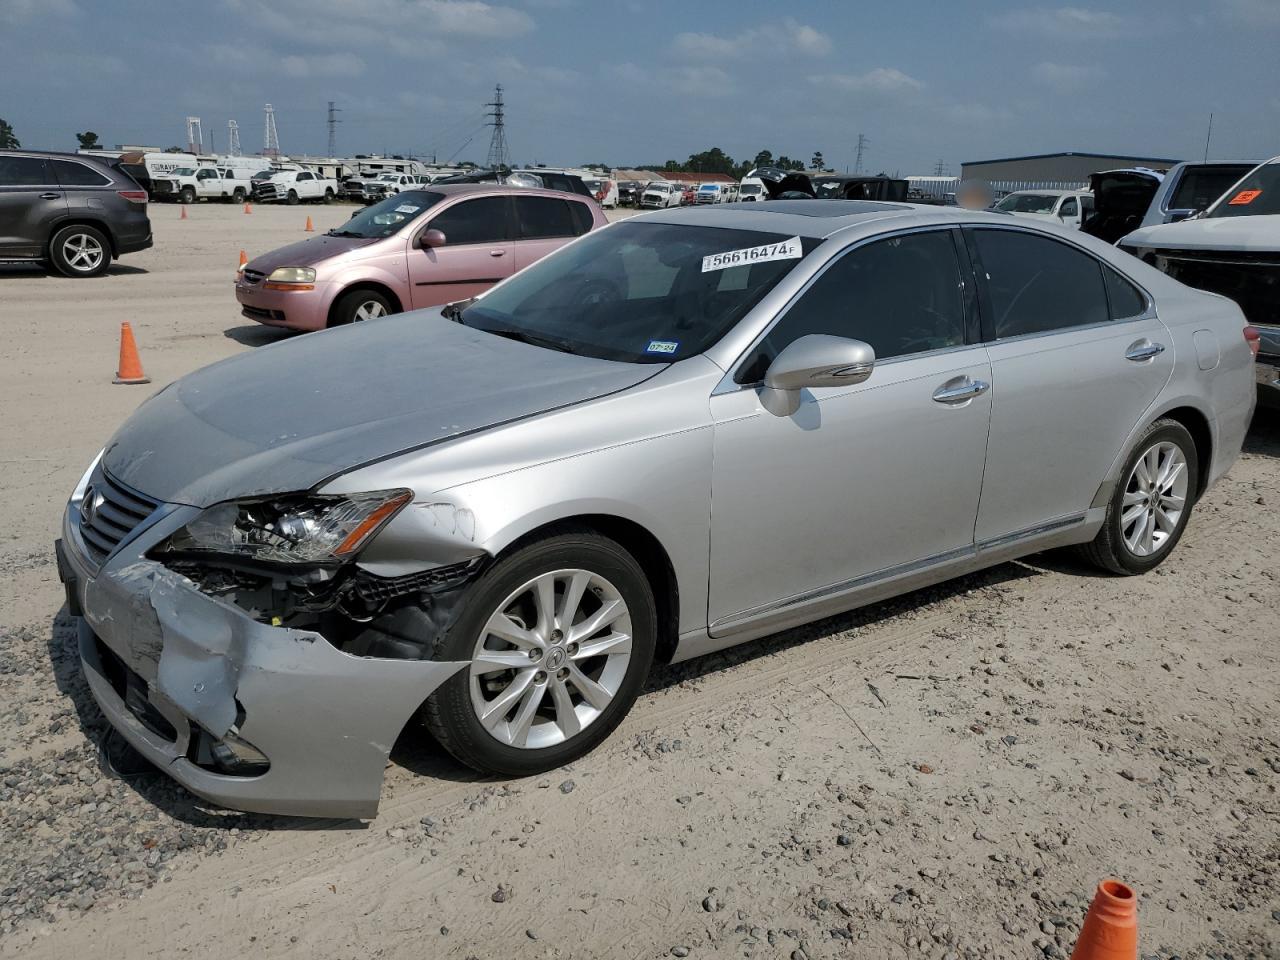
[2,0,1278,175]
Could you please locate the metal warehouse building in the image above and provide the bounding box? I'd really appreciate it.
[960,151,1179,183]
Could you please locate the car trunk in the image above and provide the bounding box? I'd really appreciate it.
[1081,170,1161,244]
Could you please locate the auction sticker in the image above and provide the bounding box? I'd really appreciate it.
[702,236,802,273]
[395,203,421,214]
[646,339,679,355]
[1228,189,1262,206]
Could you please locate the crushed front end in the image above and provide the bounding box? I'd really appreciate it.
[55,459,480,819]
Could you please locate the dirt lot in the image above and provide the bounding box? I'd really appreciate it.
[1,203,1277,960]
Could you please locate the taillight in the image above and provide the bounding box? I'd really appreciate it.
[118,190,149,204]
[1244,326,1261,358]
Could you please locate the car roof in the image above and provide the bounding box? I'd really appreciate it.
[417,183,594,201]
[636,200,1092,240]
[0,148,116,167]
[1003,188,1086,197]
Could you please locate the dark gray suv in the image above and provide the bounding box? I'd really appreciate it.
[0,150,152,277]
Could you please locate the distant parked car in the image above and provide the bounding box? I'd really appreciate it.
[236,184,606,330]
[992,189,1095,229]
[737,178,766,202]
[252,169,338,205]
[1119,155,1280,407]
[434,169,593,198]
[617,181,642,206]
[152,166,261,205]
[0,150,151,277]
[1137,161,1259,228]
[680,185,698,205]
[640,182,682,208]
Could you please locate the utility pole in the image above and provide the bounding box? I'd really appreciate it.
[263,103,280,158]
[228,120,241,157]
[854,133,868,174]
[327,101,341,158]
[485,84,509,171]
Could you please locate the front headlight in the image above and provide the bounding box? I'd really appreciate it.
[157,489,412,566]
[267,266,317,283]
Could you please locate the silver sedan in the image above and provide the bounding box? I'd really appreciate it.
[56,201,1258,817]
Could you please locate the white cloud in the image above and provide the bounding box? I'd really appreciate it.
[1031,61,1105,92]
[672,19,831,60]
[208,44,364,78]
[811,67,924,95]
[610,61,734,97]
[0,0,76,21]
[993,7,1129,38]
[226,0,535,47]
[281,52,365,78]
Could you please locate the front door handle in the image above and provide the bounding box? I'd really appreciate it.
[488,249,506,257]
[932,377,990,405]
[39,192,62,200]
[1125,339,1166,362]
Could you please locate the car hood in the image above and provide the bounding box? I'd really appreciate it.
[246,234,383,272]
[752,167,816,199]
[1120,215,1280,253]
[103,314,658,508]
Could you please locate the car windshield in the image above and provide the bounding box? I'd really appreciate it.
[583,179,601,191]
[739,184,762,195]
[995,193,1059,214]
[378,174,400,181]
[327,190,444,239]
[457,221,819,363]
[251,171,275,180]
[1203,162,1280,218]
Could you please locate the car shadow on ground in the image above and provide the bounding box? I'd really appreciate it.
[0,262,148,279]
[223,323,297,347]
[1244,405,1280,457]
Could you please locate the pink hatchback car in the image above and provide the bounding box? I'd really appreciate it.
[235,184,607,331]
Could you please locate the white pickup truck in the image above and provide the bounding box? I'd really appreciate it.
[153,166,260,204]
[342,171,422,203]
[251,169,339,205]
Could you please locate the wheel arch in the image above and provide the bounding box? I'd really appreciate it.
[48,217,118,258]
[490,514,681,666]
[327,281,405,327]
[1158,404,1213,500]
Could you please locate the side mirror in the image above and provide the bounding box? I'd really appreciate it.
[764,334,875,391]
[420,228,447,249]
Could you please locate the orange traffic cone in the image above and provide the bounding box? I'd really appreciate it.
[243,202,252,214]
[238,249,248,270]
[113,322,150,385]
[1070,879,1137,960]
[304,215,314,232]
[179,205,188,220]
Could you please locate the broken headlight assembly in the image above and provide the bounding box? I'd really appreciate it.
[155,489,412,567]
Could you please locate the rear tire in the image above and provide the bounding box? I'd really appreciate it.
[1078,418,1198,575]
[232,187,246,203]
[286,190,299,206]
[424,529,656,776]
[330,288,393,326]
[323,188,334,204]
[49,224,111,278]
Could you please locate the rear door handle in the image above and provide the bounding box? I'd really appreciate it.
[489,249,506,257]
[1125,339,1165,362]
[932,377,990,405]
[39,192,62,200]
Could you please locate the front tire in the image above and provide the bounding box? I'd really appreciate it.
[49,224,111,278]
[323,188,334,204]
[232,187,247,203]
[1079,418,1198,575]
[329,288,393,326]
[286,190,299,206]
[179,186,196,205]
[425,530,656,776]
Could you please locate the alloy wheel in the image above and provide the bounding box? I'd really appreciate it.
[468,569,633,749]
[62,234,105,273]
[353,300,387,321]
[1120,440,1188,557]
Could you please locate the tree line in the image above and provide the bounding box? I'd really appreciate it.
[639,147,829,178]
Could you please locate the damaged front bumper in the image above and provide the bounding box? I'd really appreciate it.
[56,503,467,819]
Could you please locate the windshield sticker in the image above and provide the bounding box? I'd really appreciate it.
[702,236,802,273]
[1228,189,1262,206]
[394,203,421,214]
[645,340,679,355]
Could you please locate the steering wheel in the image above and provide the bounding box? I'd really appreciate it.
[575,279,622,308]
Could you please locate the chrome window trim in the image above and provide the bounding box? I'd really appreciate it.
[715,223,973,392]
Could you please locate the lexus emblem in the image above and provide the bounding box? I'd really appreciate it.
[80,486,104,527]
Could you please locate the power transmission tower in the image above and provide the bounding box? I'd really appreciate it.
[186,116,203,155]
[854,133,868,174]
[263,103,280,158]
[327,101,341,158]
[228,120,241,157]
[933,158,947,176]
[484,84,509,171]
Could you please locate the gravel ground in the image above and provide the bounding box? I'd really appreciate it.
[0,204,1277,958]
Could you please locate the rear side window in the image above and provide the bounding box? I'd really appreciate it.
[428,196,510,245]
[0,156,52,185]
[737,230,967,383]
[52,160,111,187]
[1105,267,1146,319]
[567,199,594,236]
[514,196,576,240]
[972,229,1109,339]
[1169,168,1251,213]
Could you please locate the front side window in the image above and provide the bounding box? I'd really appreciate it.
[458,221,819,363]
[51,159,111,187]
[1060,197,1078,217]
[0,156,51,185]
[428,196,510,245]
[971,229,1109,338]
[514,196,575,240]
[736,230,967,384]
